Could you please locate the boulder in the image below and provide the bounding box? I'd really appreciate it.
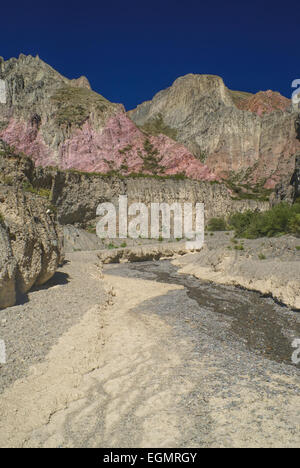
[0,185,63,308]
[0,223,17,308]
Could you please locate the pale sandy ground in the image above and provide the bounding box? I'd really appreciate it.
[0,251,300,448]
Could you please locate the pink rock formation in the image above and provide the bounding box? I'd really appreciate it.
[0,113,217,181]
[235,90,291,116]
[0,56,218,182]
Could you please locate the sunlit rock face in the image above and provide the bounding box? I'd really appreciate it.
[232,89,291,116]
[0,55,217,182]
[129,74,300,189]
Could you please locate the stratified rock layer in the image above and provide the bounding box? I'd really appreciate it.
[129,74,300,188]
[0,139,268,229]
[0,55,216,182]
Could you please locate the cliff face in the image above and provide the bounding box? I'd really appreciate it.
[271,154,300,205]
[0,142,63,308]
[49,172,268,226]
[0,140,268,228]
[0,55,216,182]
[129,74,300,189]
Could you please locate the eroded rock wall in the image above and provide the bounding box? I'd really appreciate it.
[0,185,63,308]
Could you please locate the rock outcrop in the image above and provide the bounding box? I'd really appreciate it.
[0,55,216,182]
[129,74,300,189]
[0,139,268,229]
[271,154,300,205]
[0,222,17,308]
[48,171,268,226]
[0,144,63,308]
[231,89,291,116]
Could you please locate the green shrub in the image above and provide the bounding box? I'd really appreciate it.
[289,214,300,236]
[258,253,266,260]
[138,113,178,140]
[1,175,13,186]
[296,246,300,251]
[207,217,227,231]
[228,202,300,239]
[86,225,96,234]
[22,182,51,199]
[51,86,109,127]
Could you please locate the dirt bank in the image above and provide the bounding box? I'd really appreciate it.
[172,232,300,310]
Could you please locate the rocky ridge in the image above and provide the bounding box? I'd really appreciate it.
[129,74,300,189]
[0,55,216,182]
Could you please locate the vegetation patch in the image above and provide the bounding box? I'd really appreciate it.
[86,225,96,234]
[207,217,227,231]
[22,182,51,199]
[226,178,272,202]
[138,113,178,140]
[207,201,300,239]
[51,86,110,127]
[108,242,118,250]
[197,152,207,164]
[138,138,164,175]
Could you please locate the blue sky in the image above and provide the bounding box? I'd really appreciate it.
[1,0,299,109]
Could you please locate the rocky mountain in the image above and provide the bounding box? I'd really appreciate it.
[129,74,300,189]
[1,55,298,197]
[0,55,216,182]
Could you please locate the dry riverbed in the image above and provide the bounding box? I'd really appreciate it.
[0,247,299,448]
[173,232,300,310]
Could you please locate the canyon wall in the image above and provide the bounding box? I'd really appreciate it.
[0,141,268,228]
